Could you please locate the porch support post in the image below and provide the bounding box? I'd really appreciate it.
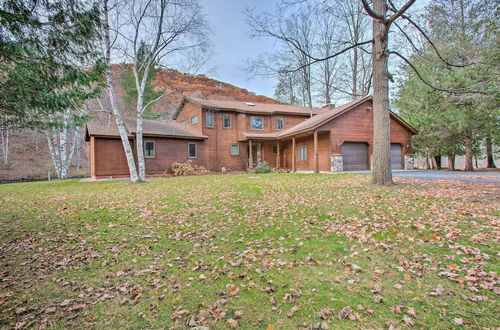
[314,130,319,173]
[292,136,296,173]
[276,140,280,168]
[249,140,253,169]
[260,143,264,163]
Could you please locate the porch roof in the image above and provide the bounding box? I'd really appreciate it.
[240,132,280,141]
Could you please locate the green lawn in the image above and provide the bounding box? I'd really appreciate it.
[0,174,498,329]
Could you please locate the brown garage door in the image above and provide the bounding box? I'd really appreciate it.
[342,142,369,171]
[391,143,402,169]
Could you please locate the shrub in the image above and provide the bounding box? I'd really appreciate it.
[167,160,210,176]
[254,161,271,174]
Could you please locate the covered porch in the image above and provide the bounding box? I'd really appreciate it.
[243,130,327,173]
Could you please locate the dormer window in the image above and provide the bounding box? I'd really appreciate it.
[250,116,263,130]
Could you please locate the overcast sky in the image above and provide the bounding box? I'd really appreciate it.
[197,0,430,101]
[198,0,279,98]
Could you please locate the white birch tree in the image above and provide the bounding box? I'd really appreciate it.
[101,0,140,183]
[44,108,82,179]
[102,0,210,182]
[1,128,9,168]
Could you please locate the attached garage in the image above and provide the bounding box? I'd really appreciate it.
[391,143,403,169]
[342,142,369,171]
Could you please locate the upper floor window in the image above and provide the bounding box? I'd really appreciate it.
[206,112,214,128]
[188,143,197,158]
[276,117,284,130]
[179,120,185,124]
[298,145,307,161]
[191,115,199,124]
[230,144,239,155]
[223,114,232,128]
[144,141,155,158]
[250,116,263,130]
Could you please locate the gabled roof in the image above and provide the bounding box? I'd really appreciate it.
[85,117,207,141]
[277,96,417,138]
[173,96,324,118]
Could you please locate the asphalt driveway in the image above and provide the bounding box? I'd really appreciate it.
[355,170,500,183]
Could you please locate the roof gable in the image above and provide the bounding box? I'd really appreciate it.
[277,96,417,138]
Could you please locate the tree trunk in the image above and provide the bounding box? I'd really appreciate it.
[103,0,139,183]
[464,130,474,171]
[486,136,496,168]
[447,155,455,171]
[136,111,146,181]
[352,40,358,100]
[1,128,9,167]
[370,0,392,185]
[431,156,439,170]
[133,63,149,182]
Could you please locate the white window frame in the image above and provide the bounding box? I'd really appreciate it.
[144,140,155,158]
[276,117,284,130]
[188,143,197,158]
[223,114,232,128]
[250,116,263,130]
[298,145,307,161]
[205,112,214,128]
[230,144,239,155]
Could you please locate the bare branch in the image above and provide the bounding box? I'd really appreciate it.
[360,0,385,21]
[282,40,373,72]
[392,11,477,68]
[390,51,489,95]
[387,0,416,24]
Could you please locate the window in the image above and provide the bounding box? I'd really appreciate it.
[223,114,232,128]
[298,145,307,161]
[272,146,277,154]
[191,115,199,124]
[179,120,185,124]
[144,141,155,158]
[230,144,239,155]
[250,116,263,130]
[206,112,214,128]
[188,143,197,158]
[276,117,284,130]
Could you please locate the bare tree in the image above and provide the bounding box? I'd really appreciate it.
[246,3,316,111]
[44,108,85,179]
[315,4,341,105]
[337,0,372,99]
[360,0,416,185]
[116,0,210,182]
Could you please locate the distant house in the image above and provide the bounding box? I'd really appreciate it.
[85,96,417,178]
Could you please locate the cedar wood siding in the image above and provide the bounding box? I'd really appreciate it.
[175,100,312,172]
[318,100,412,168]
[143,137,209,175]
[93,137,135,178]
[280,132,331,171]
[91,136,209,178]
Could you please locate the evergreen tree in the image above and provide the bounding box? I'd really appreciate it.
[0,0,105,128]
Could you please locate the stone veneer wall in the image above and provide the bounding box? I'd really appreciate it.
[331,154,343,172]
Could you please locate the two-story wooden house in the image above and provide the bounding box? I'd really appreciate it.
[85,95,417,178]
